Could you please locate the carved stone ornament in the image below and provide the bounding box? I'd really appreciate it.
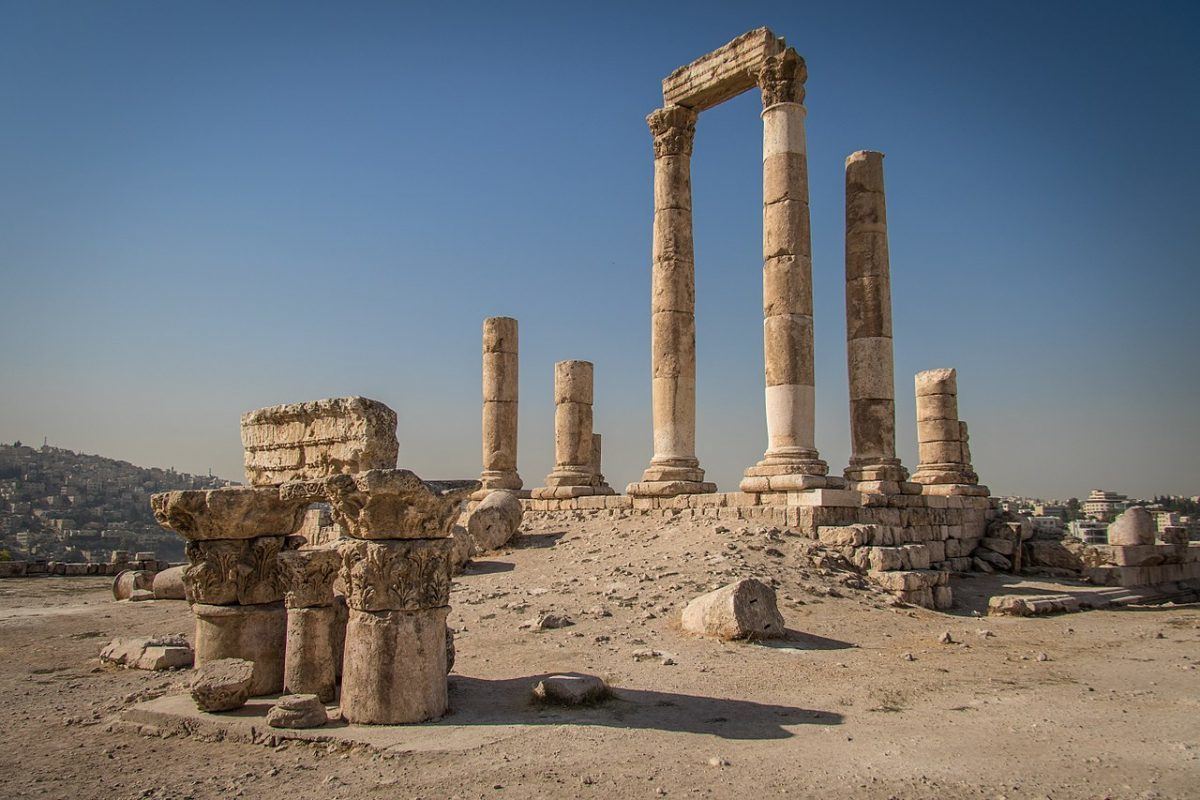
[151,487,305,541]
[337,538,453,612]
[183,536,298,605]
[278,547,342,608]
[324,469,467,540]
[647,105,698,159]
[757,48,807,108]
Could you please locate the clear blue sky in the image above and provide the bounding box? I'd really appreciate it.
[2,1,1197,500]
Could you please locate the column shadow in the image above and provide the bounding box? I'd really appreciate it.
[443,673,842,740]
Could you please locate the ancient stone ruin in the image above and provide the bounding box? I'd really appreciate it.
[141,28,1196,732]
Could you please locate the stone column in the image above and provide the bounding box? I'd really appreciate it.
[326,470,456,724]
[741,49,830,494]
[279,548,341,702]
[628,106,715,497]
[533,361,614,498]
[474,317,524,500]
[192,601,287,696]
[590,433,612,493]
[912,369,987,496]
[842,150,911,492]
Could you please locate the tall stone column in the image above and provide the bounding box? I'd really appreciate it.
[533,361,614,498]
[278,548,341,702]
[842,150,911,493]
[741,48,831,493]
[628,106,715,497]
[590,433,612,493]
[474,317,524,500]
[911,368,987,496]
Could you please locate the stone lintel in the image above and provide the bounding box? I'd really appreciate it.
[662,27,785,111]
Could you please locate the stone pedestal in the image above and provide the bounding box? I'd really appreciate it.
[742,49,831,493]
[533,361,614,499]
[192,602,287,696]
[840,150,914,494]
[474,317,526,500]
[339,606,450,724]
[629,106,715,498]
[911,368,987,495]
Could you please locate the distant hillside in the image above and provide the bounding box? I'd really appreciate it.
[0,442,235,562]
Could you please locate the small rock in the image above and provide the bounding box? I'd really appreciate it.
[1036,651,1051,662]
[707,757,730,767]
[532,674,609,705]
[902,652,915,661]
[191,658,255,712]
[938,631,954,644]
[520,613,575,631]
[266,694,328,729]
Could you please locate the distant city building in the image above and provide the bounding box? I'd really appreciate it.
[1030,515,1065,536]
[1033,503,1067,521]
[1070,519,1109,545]
[1083,490,1128,521]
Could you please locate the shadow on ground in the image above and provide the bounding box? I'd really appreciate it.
[439,673,842,740]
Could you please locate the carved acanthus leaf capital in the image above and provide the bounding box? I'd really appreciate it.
[337,538,452,612]
[183,535,297,605]
[647,105,698,158]
[278,547,341,608]
[757,48,807,108]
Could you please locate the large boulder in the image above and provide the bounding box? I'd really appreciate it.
[681,578,785,641]
[191,658,255,712]
[1108,508,1155,546]
[466,491,523,552]
[151,565,187,599]
[112,570,154,601]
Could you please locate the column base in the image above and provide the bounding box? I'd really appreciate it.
[626,479,718,497]
[471,471,524,501]
[919,483,991,497]
[530,485,616,499]
[912,463,979,486]
[844,459,908,483]
[740,454,835,493]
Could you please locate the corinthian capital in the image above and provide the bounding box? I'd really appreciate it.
[757,48,807,108]
[647,105,698,158]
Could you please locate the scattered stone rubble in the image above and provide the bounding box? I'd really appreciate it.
[266,693,328,729]
[190,658,255,712]
[100,635,193,671]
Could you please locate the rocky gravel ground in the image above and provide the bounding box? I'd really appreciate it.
[1,514,1197,799]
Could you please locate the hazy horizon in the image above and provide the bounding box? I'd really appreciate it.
[2,1,1198,500]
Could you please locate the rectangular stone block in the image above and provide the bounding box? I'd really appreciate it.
[662,27,783,111]
[241,397,398,486]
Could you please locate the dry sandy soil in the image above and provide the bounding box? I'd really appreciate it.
[1,513,1197,799]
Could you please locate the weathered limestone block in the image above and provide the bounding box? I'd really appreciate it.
[100,635,192,670]
[1023,540,1084,571]
[192,601,287,696]
[191,658,255,712]
[151,565,186,599]
[267,694,328,729]
[183,537,293,606]
[112,569,153,600]
[532,674,610,705]
[1107,507,1155,546]
[338,538,453,612]
[278,547,341,608]
[466,490,523,552]
[340,606,450,724]
[151,487,305,541]
[284,605,338,702]
[241,397,399,486]
[662,27,784,111]
[325,469,467,540]
[681,578,785,640]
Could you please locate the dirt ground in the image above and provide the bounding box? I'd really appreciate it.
[1,513,1197,799]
